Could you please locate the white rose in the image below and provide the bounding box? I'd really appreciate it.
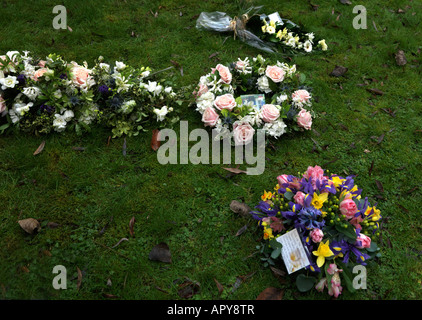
[277,94,288,104]
[146,81,163,96]
[0,76,19,90]
[196,91,215,113]
[153,106,168,121]
[99,63,110,72]
[54,89,62,99]
[53,114,67,132]
[257,76,271,93]
[141,70,150,78]
[114,61,126,71]
[62,110,74,121]
[304,40,313,52]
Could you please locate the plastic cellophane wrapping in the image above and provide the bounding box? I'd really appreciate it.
[195,6,277,54]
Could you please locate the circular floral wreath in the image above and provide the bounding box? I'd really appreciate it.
[0,51,181,138]
[251,166,383,298]
[193,54,315,146]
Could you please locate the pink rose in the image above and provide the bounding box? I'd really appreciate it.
[349,216,363,230]
[327,263,342,275]
[38,60,47,68]
[265,65,285,83]
[261,104,280,122]
[232,121,255,146]
[277,174,289,186]
[339,198,358,219]
[235,60,246,71]
[72,66,90,87]
[310,228,324,243]
[195,84,208,98]
[32,68,48,81]
[303,165,324,182]
[297,109,312,130]
[356,233,371,249]
[293,191,306,206]
[214,94,236,111]
[0,96,6,114]
[202,106,219,127]
[215,64,232,84]
[292,89,311,103]
[315,278,327,292]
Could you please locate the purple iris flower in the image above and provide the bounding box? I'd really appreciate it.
[297,207,325,230]
[250,201,278,220]
[39,104,55,113]
[331,240,370,266]
[17,74,26,85]
[98,84,110,95]
[301,179,315,194]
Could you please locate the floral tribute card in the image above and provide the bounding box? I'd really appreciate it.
[240,94,266,110]
[276,229,310,274]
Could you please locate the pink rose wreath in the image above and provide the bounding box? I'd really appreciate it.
[193,55,315,146]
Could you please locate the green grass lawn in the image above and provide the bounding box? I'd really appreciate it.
[0,0,421,300]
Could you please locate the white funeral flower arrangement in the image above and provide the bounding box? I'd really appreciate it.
[194,55,316,146]
[0,51,182,137]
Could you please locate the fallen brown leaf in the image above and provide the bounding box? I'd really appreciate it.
[76,267,82,291]
[395,50,407,66]
[368,160,375,176]
[235,224,248,237]
[229,200,251,218]
[256,287,284,300]
[178,278,200,299]
[102,293,119,299]
[151,129,161,151]
[366,88,384,96]
[72,147,86,151]
[129,216,135,238]
[214,278,224,296]
[222,166,247,174]
[33,141,46,156]
[148,242,172,263]
[330,65,348,77]
[375,180,384,193]
[270,266,287,284]
[18,218,41,234]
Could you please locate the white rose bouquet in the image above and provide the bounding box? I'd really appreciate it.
[193,55,316,146]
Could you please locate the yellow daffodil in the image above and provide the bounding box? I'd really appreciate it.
[318,39,328,51]
[261,190,273,201]
[276,28,288,40]
[329,176,345,188]
[311,192,328,210]
[269,20,276,28]
[263,227,274,240]
[313,240,334,267]
[274,184,280,191]
[365,206,381,221]
[261,24,267,33]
